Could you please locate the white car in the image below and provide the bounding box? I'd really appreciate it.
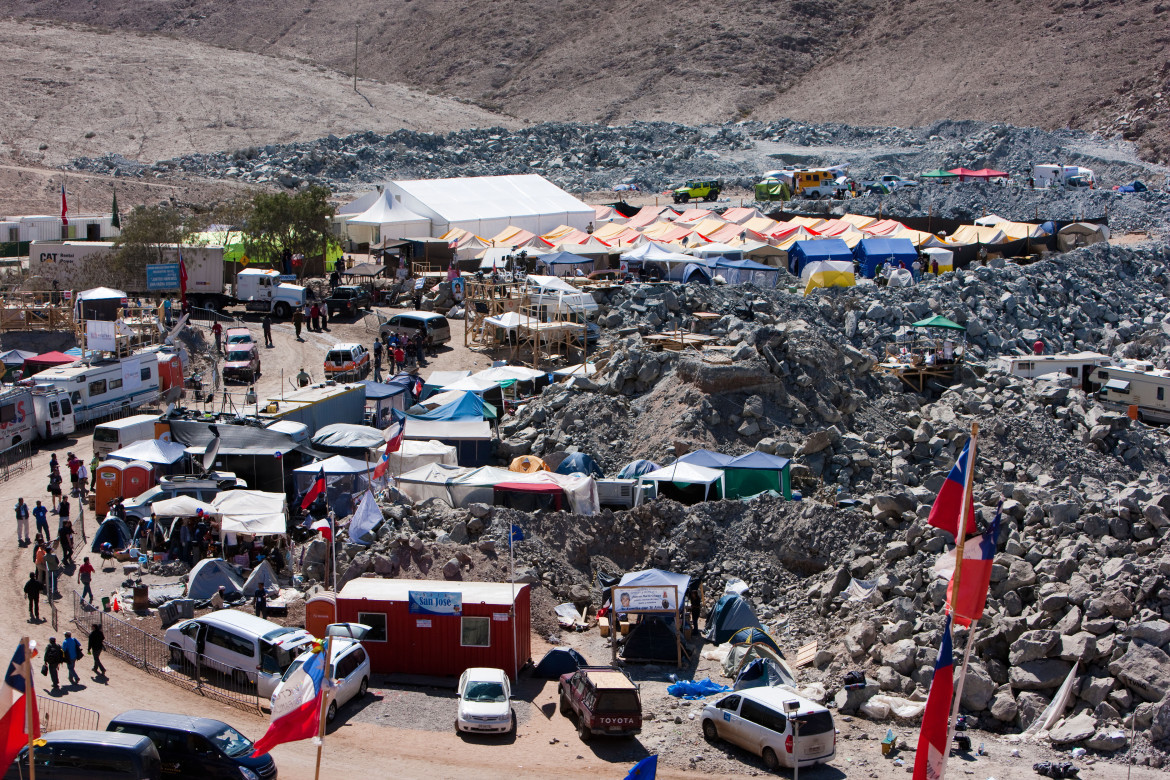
[456,667,514,734]
[272,625,371,723]
[701,688,836,771]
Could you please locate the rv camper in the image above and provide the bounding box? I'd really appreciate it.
[999,352,1114,392]
[1091,364,1170,424]
[33,350,162,424]
[0,386,76,448]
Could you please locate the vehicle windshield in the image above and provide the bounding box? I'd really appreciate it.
[227,335,252,343]
[596,691,640,712]
[207,724,253,758]
[464,682,507,703]
[226,350,252,362]
[281,658,304,682]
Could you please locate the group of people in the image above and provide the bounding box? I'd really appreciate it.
[38,628,105,690]
[290,300,330,341]
[372,330,429,381]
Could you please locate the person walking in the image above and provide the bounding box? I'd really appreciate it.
[212,320,223,354]
[292,307,304,341]
[45,545,60,599]
[320,302,329,331]
[372,344,382,382]
[309,302,321,333]
[43,637,64,690]
[253,587,268,619]
[415,331,427,367]
[163,296,174,327]
[76,461,88,501]
[78,556,95,604]
[58,494,70,531]
[24,572,43,621]
[62,632,83,685]
[58,521,74,566]
[15,498,30,546]
[88,623,106,676]
[48,470,62,513]
[34,542,47,589]
[68,453,80,496]
[262,314,274,348]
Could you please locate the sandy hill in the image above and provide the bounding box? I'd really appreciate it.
[3,1,1168,165]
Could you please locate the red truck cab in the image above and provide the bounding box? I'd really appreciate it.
[558,667,642,741]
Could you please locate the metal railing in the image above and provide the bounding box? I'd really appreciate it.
[37,696,99,732]
[71,594,262,713]
[0,439,32,482]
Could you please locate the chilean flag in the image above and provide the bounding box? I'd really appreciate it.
[372,412,406,480]
[178,251,189,309]
[935,504,1002,627]
[300,469,326,510]
[308,517,332,542]
[927,438,976,538]
[60,185,68,226]
[251,642,325,757]
[0,643,40,770]
[913,615,953,780]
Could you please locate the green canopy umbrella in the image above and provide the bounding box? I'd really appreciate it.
[920,169,959,180]
[912,315,966,331]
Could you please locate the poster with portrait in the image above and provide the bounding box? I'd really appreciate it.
[612,585,678,616]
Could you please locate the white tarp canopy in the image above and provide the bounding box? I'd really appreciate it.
[151,495,217,518]
[622,242,689,262]
[523,275,600,315]
[439,375,502,394]
[108,438,187,465]
[385,174,594,238]
[345,189,430,233]
[387,439,458,473]
[396,463,599,515]
[484,312,541,331]
[473,365,546,383]
[210,490,288,538]
[639,462,726,500]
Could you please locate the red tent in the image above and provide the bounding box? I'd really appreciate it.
[949,168,1008,182]
[493,482,565,512]
[23,351,77,374]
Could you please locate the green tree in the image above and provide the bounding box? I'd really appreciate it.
[114,205,191,271]
[244,186,338,279]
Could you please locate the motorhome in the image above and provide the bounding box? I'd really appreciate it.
[1032,164,1095,189]
[93,413,162,458]
[1090,363,1170,424]
[0,386,76,448]
[998,352,1114,392]
[34,349,162,425]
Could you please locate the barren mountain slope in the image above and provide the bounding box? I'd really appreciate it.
[0,20,515,168]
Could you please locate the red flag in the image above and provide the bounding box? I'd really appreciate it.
[60,185,68,226]
[178,252,189,310]
[0,643,40,770]
[251,643,325,756]
[944,507,1001,627]
[372,416,405,480]
[300,470,326,510]
[309,517,332,541]
[927,439,975,538]
[913,616,953,780]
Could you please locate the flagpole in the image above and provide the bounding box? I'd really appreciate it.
[939,422,978,780]
[312,636,333,780]
[23,637,35,780]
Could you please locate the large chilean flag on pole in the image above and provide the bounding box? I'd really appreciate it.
[0,642,39,769]
[927,438,976,538]
[935,504,1002,627]
[252,642,326,756]
[913,615,953,780]
[300,469,326,510]
[372,411,406,480]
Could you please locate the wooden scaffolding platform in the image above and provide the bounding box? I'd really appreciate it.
[463,277,523,349]
[877,335,965,392]
[0,291,74,332]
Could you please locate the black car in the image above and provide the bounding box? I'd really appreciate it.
[6,730,162,780]
[325,285,372,317]
[107,710,277,780]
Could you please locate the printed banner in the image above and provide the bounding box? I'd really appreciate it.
[613,585,678,616]
[86,320,117,352]
[146,263,181,290]
[408,591,463,616]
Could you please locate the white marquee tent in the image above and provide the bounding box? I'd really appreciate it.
[344,189,430,244]
[384,175,594,238]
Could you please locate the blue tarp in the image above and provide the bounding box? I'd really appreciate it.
[677,449,734,468]
[789,238,852,275]
[539,251,594,265]
[360,380,410,401]
[855,238,918,279]
[556,452,604,478]
[409,391,497,421]
[618,459,660,478]
[667,678,732,700]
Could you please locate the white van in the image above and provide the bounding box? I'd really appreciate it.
[164,610,315,699]
[93,413,161,458]
[700,688,836,771]
[379,311,452,345]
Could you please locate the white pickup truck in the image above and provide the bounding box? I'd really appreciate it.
[862,175,918,193]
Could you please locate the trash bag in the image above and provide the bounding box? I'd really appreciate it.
[666,678,732,700]
[1033,761,1079,778]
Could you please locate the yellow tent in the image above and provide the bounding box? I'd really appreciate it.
[950,225,1008,245]
[742,217,780,235]
[509,455,548,473]
[802,260,855,295]
[923,247,954,273]
[541,224,578,244]
[840,214,877,230]
[592,222,629,242]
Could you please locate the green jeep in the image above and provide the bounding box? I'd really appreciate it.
[673,179,722,204]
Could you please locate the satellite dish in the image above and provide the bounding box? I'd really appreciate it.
[202,425,221,473]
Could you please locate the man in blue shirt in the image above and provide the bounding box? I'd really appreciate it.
[62,631,83,685]
[32,500,49,541]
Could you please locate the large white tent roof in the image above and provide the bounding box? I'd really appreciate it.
[345,189,430,232]
[385,175,594,238]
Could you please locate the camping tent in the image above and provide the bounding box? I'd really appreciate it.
[186,558,245,600]
[383,439,457,474]
[1057,222,1110,252]
[724,452,791,499]
[855,238,918,279]
[801,260,855,295]
[727,626,781,654]
[91,517,132,552]
[534,647,587,679]
[722,641,789,679]
[310,424,385,457]
[922,247,954,273]
[150,495,216,518]
[410,391,498,421]
[734,657,794,691]
[618,460,660,479]
[210,490,288,539]
[535,251,595,277]
[622,615,684,664]
[639,462,725,502]
[712,258,780,287]
[509,455,548,473]
[912,315,966,332]
[241,558,279,597]
[556,452,603,479]
[705,594,762,644]
[293,455,387,515]
[788,238,853,276]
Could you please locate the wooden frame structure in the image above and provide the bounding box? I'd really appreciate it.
[0,291,74,332]
[463,277,523,349]
[877,333,965,392]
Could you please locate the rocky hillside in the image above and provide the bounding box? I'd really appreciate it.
[3,0,1168,163]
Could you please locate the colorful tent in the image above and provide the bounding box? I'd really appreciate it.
[802,260,856,296]
[788,238,853,275]
[855,237,918,278]
[912,315,966,331]
[920,169,958,181]
[923,247,955,273]
[724,451,792,499]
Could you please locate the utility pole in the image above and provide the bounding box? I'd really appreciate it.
[353,28,359,92]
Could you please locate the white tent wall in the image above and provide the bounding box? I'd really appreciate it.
[384,175,594,238]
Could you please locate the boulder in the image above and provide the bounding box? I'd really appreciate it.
[1109,642,1170,702]
[1001,559,1037,591]
[834,683,880,715]
[1150,690,1170,741]
[844,621,877,659]
[884,639,918,675]
[1085,729,1127,752]
[1058,633,1098,663]
[1048,712,1097,745]
[990,685,1018,723]
[961,664,996,712]
[1131,620,1170,649]
[1009,630,1061,665]
[1010,659,1074,690]
[442,557,462,580]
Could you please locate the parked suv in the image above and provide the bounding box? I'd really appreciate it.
[324,285,372,318]
[558,666,642,741]
[700,688,836,771]
[323,343,371,380]
[378,311,452,346]
[223,342,261,383]
[165,610,315,699]
[4,730,162,780]
[673,179,722,204]
[107,710,277,780]
[272,627,371,724]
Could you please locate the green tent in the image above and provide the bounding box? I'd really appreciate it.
[722,452,792,500]
[920,169,958,181]
[912,315,966,331]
